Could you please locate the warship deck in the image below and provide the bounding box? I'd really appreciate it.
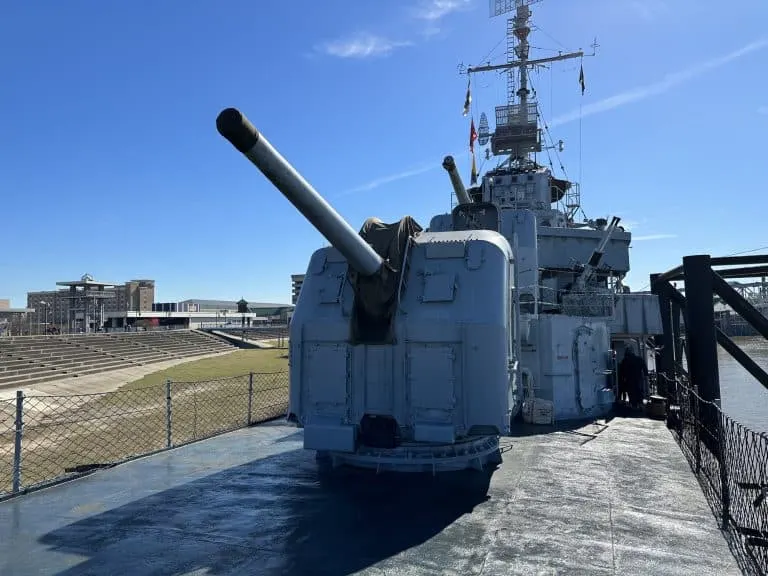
[0,417,742,575]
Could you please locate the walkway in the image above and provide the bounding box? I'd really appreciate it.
[0,417,742,575]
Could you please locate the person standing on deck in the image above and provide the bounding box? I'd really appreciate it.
[619,348,648,410]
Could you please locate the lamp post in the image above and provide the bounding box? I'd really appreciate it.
[39,301,50,334]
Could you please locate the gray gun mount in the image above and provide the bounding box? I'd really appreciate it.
[216,107,517,471]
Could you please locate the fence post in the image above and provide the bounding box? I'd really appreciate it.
[717,401,730,529]
[650,273,675,405]
[247,372,254,425]
[165,379,172,449]
[693,393,701,474]
[12,391,23,493]
[682,255,720,438]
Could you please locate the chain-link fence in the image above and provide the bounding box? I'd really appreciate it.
[669,374,768,575]
[0,371,288,500]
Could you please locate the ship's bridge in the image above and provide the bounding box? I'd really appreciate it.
[481,167,580,227]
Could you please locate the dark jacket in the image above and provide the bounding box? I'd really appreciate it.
[620,352,648,390]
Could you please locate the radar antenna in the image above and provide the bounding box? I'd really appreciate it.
[468,0,588,160]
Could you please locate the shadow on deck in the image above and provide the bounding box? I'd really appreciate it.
[0,417,745,575]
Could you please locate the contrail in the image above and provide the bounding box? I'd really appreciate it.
[338,147,466,196]
[632,234,677,242]
[337,163,438,196]
[339,39,767,195]
[550,37,768,128]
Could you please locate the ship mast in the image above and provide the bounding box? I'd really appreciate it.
[467,0,585,163]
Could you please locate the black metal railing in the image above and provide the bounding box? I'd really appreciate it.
[668,373,768,574]
[651,253,768,575]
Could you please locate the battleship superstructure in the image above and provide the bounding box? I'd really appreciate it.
[430,0,663,424]
[215,0,662,472]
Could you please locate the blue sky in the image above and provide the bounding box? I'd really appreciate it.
[1,0,767,306]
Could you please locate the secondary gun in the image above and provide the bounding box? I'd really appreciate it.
[442,155,473,205]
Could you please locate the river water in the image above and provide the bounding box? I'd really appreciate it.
[718,336,768,433]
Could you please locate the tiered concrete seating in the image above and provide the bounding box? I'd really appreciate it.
[0,330,236,388]
[104,330,235,360]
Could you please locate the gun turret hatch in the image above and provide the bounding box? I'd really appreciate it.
[216,107,384,277]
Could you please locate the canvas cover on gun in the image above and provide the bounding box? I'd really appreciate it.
[350,216,423,344]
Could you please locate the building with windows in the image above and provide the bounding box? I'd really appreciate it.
[291,274,305,305]
[0,299,35,336]
[152,299,293,322]
[23,274,294,332]
[27,275,156,333]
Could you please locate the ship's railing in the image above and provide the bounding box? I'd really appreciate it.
[517,284,617,317]
[651,253,768,574]
[555,181,581,220]
[495,102,538,127]
[0,371,289,501]
[560,291,616,317]
[668,371,768,575]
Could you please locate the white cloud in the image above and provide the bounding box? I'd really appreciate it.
[420,25,443,39]
[619,219,639,231]
[627,0,669,21]
[550,37,768,128]
[316,33,412,59]
[316,1,470,59]
[413,0,473,21]
[632,234,677,242]
[759,106,768,116]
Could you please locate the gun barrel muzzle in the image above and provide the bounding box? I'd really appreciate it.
[442,155,472,205]
[216,108,384,277]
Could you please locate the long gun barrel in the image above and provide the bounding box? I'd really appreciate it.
[442,155,473,205]
[573,216,621,292]
[216,108,384,277]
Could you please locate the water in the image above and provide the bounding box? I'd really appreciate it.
[718,336,768,433]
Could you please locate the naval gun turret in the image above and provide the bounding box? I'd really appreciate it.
[442,155,472,205]
[217,107,519,472]
[441,154,502,234]
[572,216,622,294]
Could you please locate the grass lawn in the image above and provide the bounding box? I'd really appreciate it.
[1,348,290,497]
[123,348,289,390]
[260,338,289,348]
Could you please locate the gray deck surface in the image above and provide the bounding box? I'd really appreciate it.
[0,417,742,575]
